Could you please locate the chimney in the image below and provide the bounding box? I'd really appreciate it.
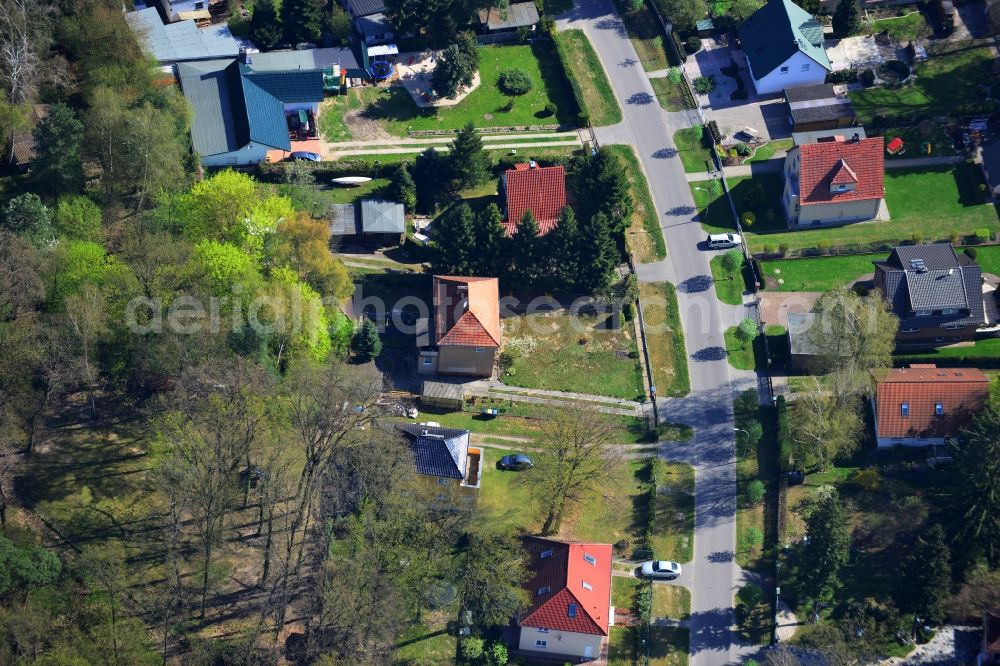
[852,133,860,142]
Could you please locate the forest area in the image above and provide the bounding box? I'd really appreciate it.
[0,0,531,663]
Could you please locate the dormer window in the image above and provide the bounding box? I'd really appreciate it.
[900,402,909,417]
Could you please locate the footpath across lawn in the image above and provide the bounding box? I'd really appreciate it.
[554,30,623,126]
[501,310,644,400]
[358,43,577,135]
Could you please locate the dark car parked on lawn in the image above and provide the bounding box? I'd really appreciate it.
[498,454,533,471]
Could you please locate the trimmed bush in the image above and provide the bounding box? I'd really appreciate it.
[693,75,715,94]
[964,246,978,260]
[975,228,991,242]
[498,68,533,96]
[685,35,702,54]
[860,68,876,86]
[707,120,722,144]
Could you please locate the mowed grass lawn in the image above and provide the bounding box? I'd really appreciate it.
[724,326,756,371]
[638,282,691,397]
[759,253,881,291]
[651,75,694,112]
[358,43,577,135]
[554,30,623,126]
[502,311,644,400]
[607,144,666,262]
[849,42,1000,124]
[709,254,745,305]
[694,165,999,252]
[868,10,931,42]
[674,127,714,174]
[650,463,695,563]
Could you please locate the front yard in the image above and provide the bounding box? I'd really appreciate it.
[638,282,691,397]
[694,165,999,253]
[674,127,714,174]
[759,253,881,292]
[355,43,577,136]
[501,310,645,400]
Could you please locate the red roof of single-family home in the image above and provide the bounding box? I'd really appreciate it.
[520,537,613,636]
[872,364,989,439]
[502,164,567,236]
[798,137,884,206]
[433,275,501,348]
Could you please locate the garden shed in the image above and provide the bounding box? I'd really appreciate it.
[420,382,465,410]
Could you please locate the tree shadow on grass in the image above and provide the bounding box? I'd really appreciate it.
[532,41,579,125]
[360,85,434,124]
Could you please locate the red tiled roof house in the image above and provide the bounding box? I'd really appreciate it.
[516,537,612,662]
[782,136,885,226]
[871,364,989,448]
[499,163,567,236]
[417,276,500,377]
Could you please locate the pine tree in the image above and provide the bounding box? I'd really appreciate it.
[351,320,382,362]
[413,148,444,214]
[593,150,634,234]
[475,203,507,276]
[800,491,850,600]
[832,0,861,37]
[547,206,580,287]
[250,0,283,49]
[432,204,476,275]
[31,103,85,196]
[281,0,325,45]
[511,210,540,287]
[389,164,417,212]
[575,211,617,293]
[431,32,479,99]
[950,403,1000,566]
[898,524,951,624]
[448,123,490,190]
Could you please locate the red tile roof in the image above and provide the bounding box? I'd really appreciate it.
[433,276,501,348]
[502,165,567,236]
[520,537,612,636]
[872,364,989,439]
[798,137,884,206]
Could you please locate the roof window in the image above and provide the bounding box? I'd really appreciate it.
[567,603,578,618]
[540,549,553,559]
[935,403,944,416]
[584,553,597,566]
[900,402,909,417]
[537,586,550,596]
[582,581,593,591]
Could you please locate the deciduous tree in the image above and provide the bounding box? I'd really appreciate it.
[432,33,479,99]
[455,528,530,627]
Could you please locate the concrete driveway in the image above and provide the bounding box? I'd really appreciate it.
[707,97,792,143]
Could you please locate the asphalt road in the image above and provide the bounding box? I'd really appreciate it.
[555,3,749,664]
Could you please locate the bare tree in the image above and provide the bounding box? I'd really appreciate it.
[765,645,803,666]
[0,0,49,105]
[0,394,18,528]
[64,284,108,420]
[527,408,622,534]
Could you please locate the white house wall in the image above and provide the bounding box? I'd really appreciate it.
[877,436,947,448]
[518,627,603,661]
[748,51,828,96]
[200,143,270,168]
[283,102,320,113]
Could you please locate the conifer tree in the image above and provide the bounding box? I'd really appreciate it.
[448,122,489,191]
[432,203,476,275]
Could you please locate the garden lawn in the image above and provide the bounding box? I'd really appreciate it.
[318,93,362,142]
[651,76,694,112]
[849,42,1000,124]
[973,245,1000,275]
[609,627,637,666]
[607,144,666,262]
[394,619,456,664]
[554,30,623,126]
[709,254,744,305]
[649,627,689,666]
[724,327,757,371]
[277,178,390,216]
[760,253,881,291]
[694,165,999,253]
[613,576,642,610]
[897,337,1000,362]
[868,10,931,41]
[745,138,793,163]
[881,123,956,159]
[674,127,714,174]
[502,311,644,400]
[639,282,691,397]
[571,461,654,546]
[357,43,577,135]
[650,463,695,563]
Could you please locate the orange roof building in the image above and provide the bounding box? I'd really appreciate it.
[871,364,989,447]
[500,163,567,236]
[418,276,500,378]
[516,537,613,661]
[782,135,885,227]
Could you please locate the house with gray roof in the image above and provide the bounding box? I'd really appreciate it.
[127,8,241,64]
[394,423,481,504]
[176,58,324,167]
[738,0,831,96]
[355,12,395,46]
[245,47,365,79]
[330,199,406,246]
[979,141,1000,200]
[873,244,986,347]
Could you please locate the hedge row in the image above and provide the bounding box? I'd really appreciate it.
[547,30,590,127]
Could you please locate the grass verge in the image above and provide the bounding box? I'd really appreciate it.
[651,75,695,112]
[709,254,744,305]
[606,144,667,262]
[723,327,757,371]
[553,30,623,126]
[674,127,713,174]
[638,282,691,397]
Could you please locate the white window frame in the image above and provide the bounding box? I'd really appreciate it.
[422,357,433,365]
[900,402,909,417]
[437,477,449,485]
[583,581,593,591]
[535,640,548,648]
[475,347,485,353]
[537,628,549,634]
[584,553,597,566]
[801,63,810,71]
[915,310,932,317]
